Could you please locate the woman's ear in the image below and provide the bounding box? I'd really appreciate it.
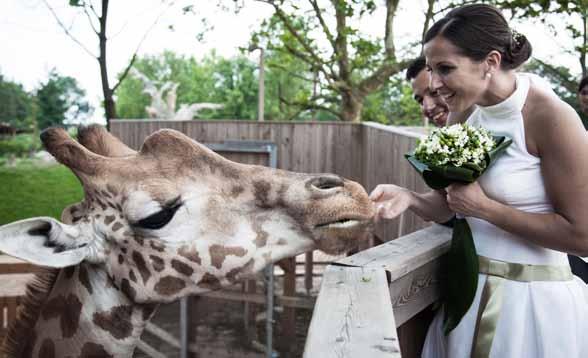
[485,50,502,76]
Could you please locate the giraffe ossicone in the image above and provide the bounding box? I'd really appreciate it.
[0,125,375,357]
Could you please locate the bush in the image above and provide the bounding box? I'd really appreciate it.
[0,133,41,157]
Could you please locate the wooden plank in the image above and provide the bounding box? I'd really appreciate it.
[200,288,316,309]
[303,266,400,358]
[0,274,34,297]
[336,224,451,282]
[137,339,168,358]
[389,259,442,327]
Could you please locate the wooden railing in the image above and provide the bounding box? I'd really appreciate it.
[303,224,452,358]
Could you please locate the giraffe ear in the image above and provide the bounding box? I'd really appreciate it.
[0,217,91,268]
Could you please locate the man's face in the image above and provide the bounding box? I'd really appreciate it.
[579,85,588,115]
[411,69,449,127]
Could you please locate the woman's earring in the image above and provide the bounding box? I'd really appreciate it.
[485,72,492,79]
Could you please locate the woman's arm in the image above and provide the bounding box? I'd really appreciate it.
[446,90,588,256]
[370,185,454,223]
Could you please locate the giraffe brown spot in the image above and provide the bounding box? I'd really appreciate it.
[96,199,108,211]
[63,266,76,279]
[39,338,55,358]
[150,240,165,252]
[141,302,159,321]
[277,238,288,245]
[132,251,151,284]
[121,246,128,254]
[79,264,93,295]
[226,258,255,284]
[98,189,111,199]
[134,235,145,246]
[121,278,136,301]
[129,269,137,283]
[41,294,82,338]
[197,273,222,290]
[123,231,133,237]
[149,255,165,272]
[80,342,113,358]
[118,254,124,265]
[231,185,245,198]
[104,215,116,225]
[254,229,269,248]
[171,259,194,277]
[253,180,272,208]
[107,184,119,196]
[112,222,124,232]
[178,246,202,265]
[209,245,247,269]
[154,276,186,295]
[20,330,36,358]
[93,305,134,340]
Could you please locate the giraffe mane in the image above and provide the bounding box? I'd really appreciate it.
[1,268,60,358]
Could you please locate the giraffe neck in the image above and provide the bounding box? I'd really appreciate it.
[12,264,157,358]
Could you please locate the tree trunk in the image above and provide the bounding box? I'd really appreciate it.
[99,0,116,130]
[340,90,363,122]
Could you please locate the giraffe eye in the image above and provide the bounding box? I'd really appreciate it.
[135,201,182,230]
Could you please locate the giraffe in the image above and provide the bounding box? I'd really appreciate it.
[0,125,375,357]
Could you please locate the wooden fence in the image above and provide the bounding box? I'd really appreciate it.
[304,225,452,357]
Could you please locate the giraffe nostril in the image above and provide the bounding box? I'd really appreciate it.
[308,176,344,191]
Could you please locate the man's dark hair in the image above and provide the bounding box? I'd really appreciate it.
[579,76,588,93]
[406,56,426,81]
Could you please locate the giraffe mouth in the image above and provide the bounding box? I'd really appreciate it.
[314,218,368,230]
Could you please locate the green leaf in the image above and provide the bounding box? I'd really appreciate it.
[486,136,512,164]
[442,218,479,335]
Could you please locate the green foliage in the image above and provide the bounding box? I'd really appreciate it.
[0,134,41,157]
[0,163,83,224]
[36,69,92,129]
[362,75,422,125]
[0,74,37,131]
[115,50,320,121]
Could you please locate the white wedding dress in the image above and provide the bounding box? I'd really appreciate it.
[421,73,588,358]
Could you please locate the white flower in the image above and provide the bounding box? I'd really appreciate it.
[414,123,496,169]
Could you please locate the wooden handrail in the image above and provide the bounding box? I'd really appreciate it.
[304,225,452,357]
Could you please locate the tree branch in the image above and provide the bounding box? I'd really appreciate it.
[83,5,99,35]
[112,1,175,93]
[384,0,399,59]
[309,0,336,49]
[42,0,97,58]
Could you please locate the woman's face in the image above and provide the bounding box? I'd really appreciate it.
[424,36,489,113]
[578,85,588,115]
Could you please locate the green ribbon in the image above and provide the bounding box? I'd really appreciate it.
[442,218,479,334]
[471,256,573,357]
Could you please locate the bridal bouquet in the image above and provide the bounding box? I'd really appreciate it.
[405,123,511,334]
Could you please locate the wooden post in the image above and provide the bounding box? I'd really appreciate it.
[279,257,297,357]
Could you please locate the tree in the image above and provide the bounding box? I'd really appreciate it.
[250,0,439,122]
[43,0,173,128]
[115,50,316,121]
[0,74,37,132]
[35,69,92,129]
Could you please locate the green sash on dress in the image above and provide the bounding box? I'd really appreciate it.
[471,256,574,357]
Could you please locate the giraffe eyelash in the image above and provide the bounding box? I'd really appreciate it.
[133,197,182,230]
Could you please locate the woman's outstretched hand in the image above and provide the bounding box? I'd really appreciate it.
[369,184,412,222]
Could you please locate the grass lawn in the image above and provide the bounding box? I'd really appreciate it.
[0,161,83,225]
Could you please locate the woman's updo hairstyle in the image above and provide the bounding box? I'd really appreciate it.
[424,4,532,70]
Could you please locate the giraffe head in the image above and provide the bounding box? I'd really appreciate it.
[0,126,374,303]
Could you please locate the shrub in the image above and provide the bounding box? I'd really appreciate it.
[0,133,41,157]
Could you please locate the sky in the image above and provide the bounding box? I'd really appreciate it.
[0,0,580,123]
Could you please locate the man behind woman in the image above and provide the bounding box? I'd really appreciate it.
[372,4,588,357]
